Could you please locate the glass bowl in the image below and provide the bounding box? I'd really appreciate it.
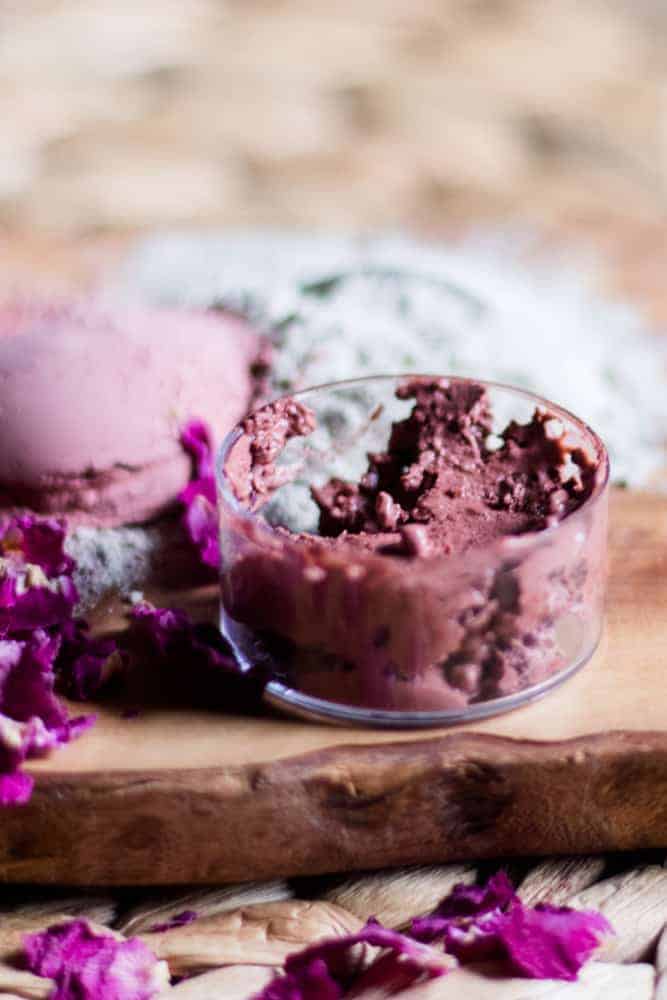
[217,375,609,728]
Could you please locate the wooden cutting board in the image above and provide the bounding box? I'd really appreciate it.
[0,232,665,887]
[0,488,664,886]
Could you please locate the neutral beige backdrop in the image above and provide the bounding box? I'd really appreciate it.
[0,0,665,236]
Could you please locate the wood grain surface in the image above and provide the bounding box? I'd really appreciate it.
[1,489,664,886]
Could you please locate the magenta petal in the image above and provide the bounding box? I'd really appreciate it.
[438,871,516,916]
[0,515,99,801]
[0,514,73,577]
[0,713,56,770]
[259,958,343,1000]
[56,620,119,701]
[182,494,219,568]
[53,714,97,745]
[0,633,67,729]
[179,418,220,570]
[148,910,198,934]
[0,570,78,632]
[24,920,167,1000]
[497,903,612,981]
[0,771,34,805]
[411,871,516,948]
[255,920,448,1000]
[180,419,215,481]
[129,602,265,712]
[0,707,94,777]
[411,872,612,981]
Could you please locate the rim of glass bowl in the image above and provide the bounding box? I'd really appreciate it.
[217,373,610,533]
[216,374,609,728]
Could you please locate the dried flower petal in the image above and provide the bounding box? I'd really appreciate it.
[56,620,120,701]
[0,515,73,578]
[255,920,450,1000]
[496,903,612,981]
[0,712,92,772]
[0,714,50,772]
[24,920,169,1000]
[411,873,611,981]
[0,515,102,805]
[179,420,219,569]
[0,771,33,806]
[0,633,67,730]
[180,420,215,485]
[0,564,78,633]
[128,603,266,711]
[149,912,198,934]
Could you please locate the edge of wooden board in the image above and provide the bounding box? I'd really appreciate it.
[2,729,665,885]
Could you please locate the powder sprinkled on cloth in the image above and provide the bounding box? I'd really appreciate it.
[121,229,667,490]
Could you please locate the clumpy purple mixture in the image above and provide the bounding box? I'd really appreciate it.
[222,379,607,711]
[309,379,597,552]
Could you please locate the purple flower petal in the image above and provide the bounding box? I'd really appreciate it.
[259,957,343,1000]
[0,632,67,729]
[412,872,612,980]
[179,419,219,569]
[148,910,198,934]
[0,567,78,632]
[0,709,94,775]
[255,919,449,1000]
[412,871,515,938]
[180,419,215,482]
[128,602,266,711]
[0,514,73,577]
[0,770,33,805]
[496,903,613,981]
[53,713,97,745]
[0,516,101,804]
[24,919,169,1000]
[56,620,120,701]
[0,712,56,771]
[182,494,219,569]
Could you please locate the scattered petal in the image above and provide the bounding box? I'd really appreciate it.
[0,515,73,578]
[56,620,120,701]
[496,904,612,981]
[180,421,215,484]
[567,867,667,963]
[24,920,169,1000]
[255,920,451,1000]
[0,564,78,633]
[149,912,198,934]
[0,771,33,806]
[0,633,67,730]
[0,515,99,805]
[412,874,611,981]
[128,602,266,711]
[179,420,219,569]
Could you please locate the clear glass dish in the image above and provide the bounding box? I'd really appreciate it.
[217,375,609,728]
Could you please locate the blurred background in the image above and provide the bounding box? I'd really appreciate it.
[1,0,665,230]
[0,0,665,307]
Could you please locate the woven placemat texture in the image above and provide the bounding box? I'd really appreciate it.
[1,853,666,996]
